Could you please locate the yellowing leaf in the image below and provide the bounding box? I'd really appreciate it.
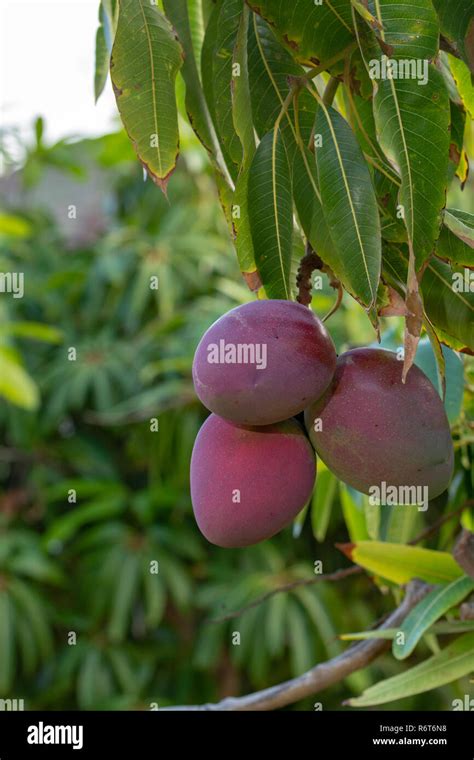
[338,541,464,585]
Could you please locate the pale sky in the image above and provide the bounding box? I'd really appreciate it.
[0,0,118,151]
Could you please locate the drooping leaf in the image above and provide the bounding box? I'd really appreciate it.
[0,213,32,238]
[314,103,381,308]
[247,14,315,142]
[374,171,407,244]
[211,0,244,178]
[339,485,370,542]
[292,146,340,275]
[0,322,62,343]
[0,347,39,410]
[339,541,464,585]
[231,5,258,281]
[343,86,400,185]
[432,0,474,74]
[437,224,474,268]
[232,5,255,161]
[349,633,474,706]
[393,576,474,660]
[248,131,293,298]
[162,0,217,156]
[311,468,337,542]
[444,208,474,249]
[248,0,355,67]
[94,0,118,102]
[382,505,419,545]
[414,337,464,425]
[383,243,474,353]
[110,0,184,191]
[95,6,109,102]
[367,0,439,60]
[108,553,141,642]
[373,67,450,270]
[448,55,474,119]
[448,101,468,184]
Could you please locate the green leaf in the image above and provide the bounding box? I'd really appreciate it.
[8,579,53,660]
[43,496,126,548]
[200,0,236,180]
[248,0,355,66]
[437,223,474,268]
[288,599,313,675]
[311,468,337,542]
[232,5,255,162]
[8,553,66,586]
[314,104,381,308]
[292,144,333,256]
[231,5,258,281]
[108,553,141,642]
[444,209,474,250]
[448,55,474,119]
[374,171,407,244]
[414,337,465,425]
[342,620,474,640]
[0,321,63,343]
[0,347,39,410]
[339,485,370,542]
[143,565,166,627]
[95,6,109,102]
[0,213,32,238]
[351,0,382,32]
[248,131,293,299]
[373,66,450,270]
[247,15,315,141]
[349,633,474,706]
[94,1,118,102]
[432,0,474,74]
[340,541,464,585]
[383,243,474,352]
[343,87,400,186]
[382,505,419,545]
[265,592,287,657]
[448,101,468,184]
[393,576,474,660]
[211,0,244,177]
[162,0,218,156]
[0,592,14,694]
[110,0,183,191]
[369,0,439,60]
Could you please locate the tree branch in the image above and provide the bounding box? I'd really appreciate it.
[210,565,361,624]
[163,580,431,711]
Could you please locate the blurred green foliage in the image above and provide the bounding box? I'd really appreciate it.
[0,123,472,710]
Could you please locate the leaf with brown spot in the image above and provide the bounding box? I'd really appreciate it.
[110,0,183,193]
[247,0,354,67]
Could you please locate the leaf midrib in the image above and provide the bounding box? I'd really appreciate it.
[138,0,162,176]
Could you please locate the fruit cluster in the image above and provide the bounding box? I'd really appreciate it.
[190,300,454,548]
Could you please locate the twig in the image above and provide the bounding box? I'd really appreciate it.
[296,243,324,306]
[211,500,474,625]
[162,580,431,710]
[439,35,461,59]
[322,76,340,107]
[409,500,474,546]
[210,566,361,624]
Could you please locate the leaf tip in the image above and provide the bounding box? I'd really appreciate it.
[336,542,356,560]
